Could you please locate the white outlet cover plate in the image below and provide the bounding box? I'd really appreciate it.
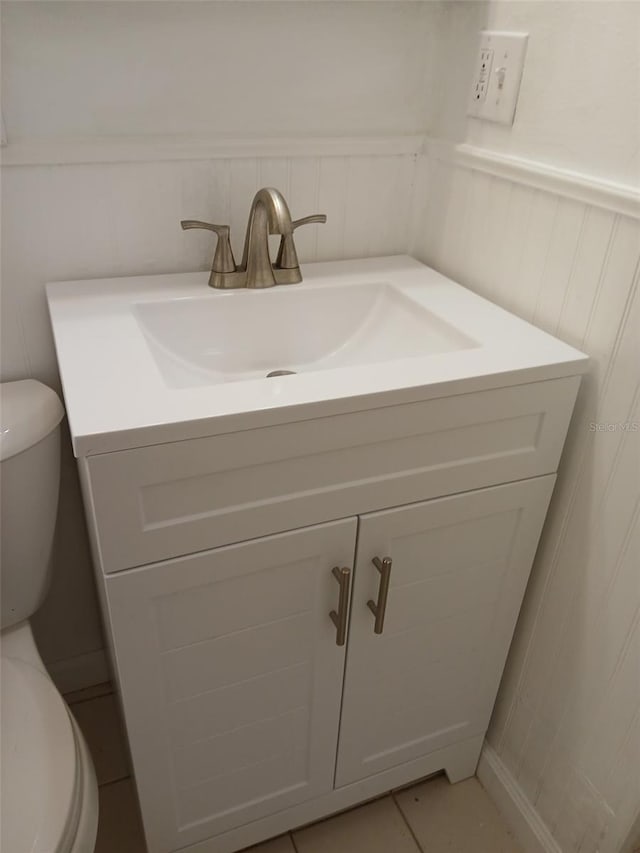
[468,31,528,126]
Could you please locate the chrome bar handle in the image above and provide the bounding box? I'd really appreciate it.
[367,556,392,635]
[330,566,351,647]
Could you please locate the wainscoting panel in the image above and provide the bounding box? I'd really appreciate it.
[414,155,640,853]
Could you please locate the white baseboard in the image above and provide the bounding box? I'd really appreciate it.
[477,743,562,853]
[46,647,110,695]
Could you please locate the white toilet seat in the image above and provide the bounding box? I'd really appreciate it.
[1,653,98,853]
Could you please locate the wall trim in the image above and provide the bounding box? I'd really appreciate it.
[427,139,640,220]
[477,743,562,853]
[0,134,423,166]
[3,131,636,221]
[46,647,110,695]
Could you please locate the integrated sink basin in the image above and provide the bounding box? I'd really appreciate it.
[134,280,477,387]
[46,255,588,456]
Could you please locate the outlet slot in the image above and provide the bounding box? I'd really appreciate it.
[473,48,494,103]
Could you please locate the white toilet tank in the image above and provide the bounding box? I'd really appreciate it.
[0,380,65,630]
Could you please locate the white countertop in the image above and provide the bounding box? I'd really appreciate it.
[47,256,589,457]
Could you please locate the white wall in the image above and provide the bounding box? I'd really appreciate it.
[1,1,443,141]
[464,0,640,185]
[413,2,640,852]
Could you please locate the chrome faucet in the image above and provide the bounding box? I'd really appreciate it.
[181,187,326,289]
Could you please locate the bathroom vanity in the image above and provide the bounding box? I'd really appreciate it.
[48,256,588,853]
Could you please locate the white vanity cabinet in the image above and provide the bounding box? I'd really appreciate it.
[48,256,588,853]
[73,372,584,853]
[92,467,556,853]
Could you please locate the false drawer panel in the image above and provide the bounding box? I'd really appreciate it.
[86,376,579,573]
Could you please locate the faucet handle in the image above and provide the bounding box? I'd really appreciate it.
[180,220,236,273]
[292,215,328,229]
[277,214,327,269]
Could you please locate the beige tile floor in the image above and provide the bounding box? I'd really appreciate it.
[67,682,523,853]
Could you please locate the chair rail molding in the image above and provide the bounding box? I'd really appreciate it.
[0,134,424,167]
[423,138,640,220]
[5,132,636,223]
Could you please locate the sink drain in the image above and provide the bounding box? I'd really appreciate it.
[266,369,297,378]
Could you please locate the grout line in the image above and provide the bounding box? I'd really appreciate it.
[288,831,300,853]
[97,774,131,790]
[66,685,114,707]
[65,680,113,694]
[391,792,425,853]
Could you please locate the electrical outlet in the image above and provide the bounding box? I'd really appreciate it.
[468,31,528,125]
[472,48,494,105]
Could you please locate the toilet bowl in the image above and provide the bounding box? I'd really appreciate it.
[0,380,99,853]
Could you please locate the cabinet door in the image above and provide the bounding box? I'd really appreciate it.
[104,518,356,853]
[335,476,555,788]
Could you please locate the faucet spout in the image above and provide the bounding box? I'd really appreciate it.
[181,186,325,288]
[241,188,294,288]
